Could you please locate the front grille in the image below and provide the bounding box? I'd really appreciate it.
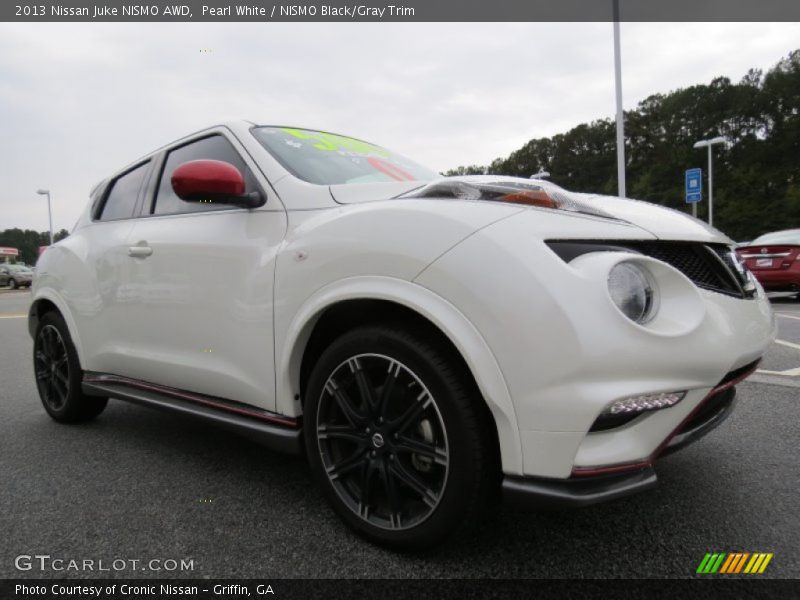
[624,242,727,292]
[547,240,754,299]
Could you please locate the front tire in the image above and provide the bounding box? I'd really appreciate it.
[304,324,496,550]
[8,278,17,289]
[34,312,108,423]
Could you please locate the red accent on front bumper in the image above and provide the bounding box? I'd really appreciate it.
[571,360,760,477]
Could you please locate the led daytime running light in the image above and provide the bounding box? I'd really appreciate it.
[604,391,686,415]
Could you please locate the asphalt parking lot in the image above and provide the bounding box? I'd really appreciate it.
[0,288,798,579]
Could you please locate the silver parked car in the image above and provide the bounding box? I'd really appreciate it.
[0,264,33,289]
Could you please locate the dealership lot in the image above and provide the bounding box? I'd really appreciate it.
[0,289,798,578]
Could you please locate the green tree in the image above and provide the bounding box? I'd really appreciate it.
[448,50,800,241]
[0,228,69,265]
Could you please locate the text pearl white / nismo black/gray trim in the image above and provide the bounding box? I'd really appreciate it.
[29,120,776,550]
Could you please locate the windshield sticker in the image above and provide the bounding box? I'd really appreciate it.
[280,128,390,157]
[253,126,438,185]
[367,157,414,181]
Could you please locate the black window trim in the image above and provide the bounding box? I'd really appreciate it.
[89,180,110,220]
[92,160,153,223]
[136,150,166,218]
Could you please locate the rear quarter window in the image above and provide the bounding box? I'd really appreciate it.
[97,162,150,221]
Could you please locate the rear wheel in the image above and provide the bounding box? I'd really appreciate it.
[34,312,107,423]
[8,278,17,289]
[304,324,496,550]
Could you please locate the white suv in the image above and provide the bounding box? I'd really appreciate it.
[30,121,775,549]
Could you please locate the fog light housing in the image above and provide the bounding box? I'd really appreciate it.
[590,391,687,432]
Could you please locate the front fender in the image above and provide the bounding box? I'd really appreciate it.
[276,275,524,475]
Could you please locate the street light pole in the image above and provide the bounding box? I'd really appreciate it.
[613,0,626,198]
[707,144,713,226]
[36,189,54,245]
[692,137,726,227]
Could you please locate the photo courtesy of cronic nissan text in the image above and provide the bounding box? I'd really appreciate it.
[0,0,799,598]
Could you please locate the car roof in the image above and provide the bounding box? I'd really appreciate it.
[754,228,800,237]
[89,119,258,195]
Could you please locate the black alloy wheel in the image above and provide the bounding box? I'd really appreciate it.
[34,312,108,423]
[304,324,497,550]
[34,324,71,412]
[316,353,450,531]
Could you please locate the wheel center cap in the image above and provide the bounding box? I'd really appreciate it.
[371,432,385,449]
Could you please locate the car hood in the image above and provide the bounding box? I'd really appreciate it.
[329,176,732,244]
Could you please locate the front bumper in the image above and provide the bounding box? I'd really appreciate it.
[414,210,776,477]
[752,268,800,292]
[502,382,740,508]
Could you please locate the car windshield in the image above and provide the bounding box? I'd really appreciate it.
[8,265,31,273]
[751,230,800,245]
[251,126,439,185]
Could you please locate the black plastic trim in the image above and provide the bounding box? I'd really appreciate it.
[92,159,153,222]
[82,376,301,455]
[662,388,737,456]
[502,466,657,509]
[588,411,641,432]
[546,241,639,263]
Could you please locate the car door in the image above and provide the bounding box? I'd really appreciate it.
[118,131,287,412]
[71,160,153,375]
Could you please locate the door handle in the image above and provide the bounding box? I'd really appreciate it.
[128,244,153,258]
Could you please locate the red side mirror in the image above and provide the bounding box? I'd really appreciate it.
[171,159,246,200]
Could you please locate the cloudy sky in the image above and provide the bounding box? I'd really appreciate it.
[1,22,798,232]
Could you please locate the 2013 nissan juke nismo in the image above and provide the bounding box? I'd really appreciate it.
[29,121,775,549]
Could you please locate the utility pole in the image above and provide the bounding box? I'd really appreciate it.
[613,0,626,198]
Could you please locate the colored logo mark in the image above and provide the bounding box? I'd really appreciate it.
[696,552,773,574]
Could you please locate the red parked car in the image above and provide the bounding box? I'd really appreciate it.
[737,229,800,298]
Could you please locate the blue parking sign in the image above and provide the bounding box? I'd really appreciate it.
[685,168,702,203]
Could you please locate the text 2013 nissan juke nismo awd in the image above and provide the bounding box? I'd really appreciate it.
[29,121,775,549]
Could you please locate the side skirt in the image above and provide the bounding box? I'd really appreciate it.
[82,372,302,454]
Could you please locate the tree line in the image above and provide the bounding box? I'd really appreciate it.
[0,228,70,265]
[446,50,800,242]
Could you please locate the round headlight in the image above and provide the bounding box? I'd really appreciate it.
[608,262,656,324]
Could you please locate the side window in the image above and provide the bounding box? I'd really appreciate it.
[153,135,256,216]
[98,162,150,221]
